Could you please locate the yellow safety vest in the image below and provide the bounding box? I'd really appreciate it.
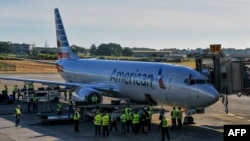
[121,114,127,123]
[102,114,109,126]
[57,103,62,111]
[162,118,168,127]
[32,96,38,103]
[171,109,177,119]
[14,108,21,116]
[94,114,102,125]
[73,111,80,120]
[132,114,139,124]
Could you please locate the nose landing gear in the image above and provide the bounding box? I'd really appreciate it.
[183,115,195,125]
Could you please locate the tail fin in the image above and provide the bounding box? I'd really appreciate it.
[54,8,79,59]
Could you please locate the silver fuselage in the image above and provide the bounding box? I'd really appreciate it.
[57,59,219,109]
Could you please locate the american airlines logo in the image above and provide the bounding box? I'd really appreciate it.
[109,68,166,89]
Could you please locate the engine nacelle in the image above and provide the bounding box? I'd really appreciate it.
[72,88,103,105]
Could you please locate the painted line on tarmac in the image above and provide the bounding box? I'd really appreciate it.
[192,124,223,133]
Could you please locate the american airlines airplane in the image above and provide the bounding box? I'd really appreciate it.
[0,8,219,123]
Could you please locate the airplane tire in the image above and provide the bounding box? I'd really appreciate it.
[183,116,194,124]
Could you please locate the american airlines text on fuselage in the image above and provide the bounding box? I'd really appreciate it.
[110,68,154,88]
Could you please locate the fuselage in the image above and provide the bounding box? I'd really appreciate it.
[57,59,219,109]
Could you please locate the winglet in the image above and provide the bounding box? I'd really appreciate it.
[54,8,79,59]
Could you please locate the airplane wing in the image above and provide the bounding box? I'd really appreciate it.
[0,76,120,95]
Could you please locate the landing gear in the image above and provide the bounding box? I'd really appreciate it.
[183,115,194,125]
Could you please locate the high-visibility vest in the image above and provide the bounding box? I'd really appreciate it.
[177,109,183,119]
[171,109,177,119]
[13,86,17,92]
[102,114,109,126]
[14,108,21,116]
[32,96,38,103]
[68,99,73,105]
[73,111,80,120]
[162,118,169,127]
[94,114,102,125]
[121,114,127,123]
[132,113,139,124]
[28,84,34,89]
[148,110,153,119]
[57,103,62,111]
[126,112,133,120]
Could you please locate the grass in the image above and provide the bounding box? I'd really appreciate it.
[0,60,57,73]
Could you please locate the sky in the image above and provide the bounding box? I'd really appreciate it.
[1,0,250,50]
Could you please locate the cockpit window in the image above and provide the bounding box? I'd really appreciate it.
[184,79,207,85]
[195,79,206,84]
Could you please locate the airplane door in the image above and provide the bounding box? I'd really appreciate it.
[166,73,177,93]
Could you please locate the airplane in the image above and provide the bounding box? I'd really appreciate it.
[0,8,219,124]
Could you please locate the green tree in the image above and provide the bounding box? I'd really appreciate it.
[89,44,97,56]
[96,43,122,56]
[71,45,86,55]
[122,47,133,56]
[0,41,13,53]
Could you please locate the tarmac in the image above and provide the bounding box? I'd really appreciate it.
[0,98,223,141]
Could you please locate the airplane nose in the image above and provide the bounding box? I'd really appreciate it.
[204,87,220,107]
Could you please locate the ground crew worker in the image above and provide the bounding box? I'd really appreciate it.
[17,89,23,103]
[109,110,119,132]
[64,90,67,101]
[28,83,34,91]
[126,109,133,132]
[57,101,63,115]
[147,106,153,131]
[120,111,127,134]
[69,89,73,100]
[27,96,32,113]
[160,115,171,141]
[132,110,140,134]
[68,97,74,118]
[12,85,18,100]
[73,108,80,132]
[32,94,38,113]
[14,104,22,127]
[94,112,102,135]
[4,85,8,95]
[170,107,177,130]
[102,111,109,136]
[176,107,183,129]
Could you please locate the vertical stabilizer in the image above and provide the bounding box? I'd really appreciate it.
[54,8,79,59]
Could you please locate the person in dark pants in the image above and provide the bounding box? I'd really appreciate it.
[68,97,74,118]
[14,104,22,127]
[57,101,63,115]
[73,108,80,132]
[94,112,102,135]
[27,97,33,113]
[170,107,177,130]
[160,116,171,141]
[176,107,183,129]
[110,111,119,132]
[102,111,109,136]
[32,94,38,113]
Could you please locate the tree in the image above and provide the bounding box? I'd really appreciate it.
[0,41,13,53]
[89,44,97,56]
[71,45,86,55]
[96,43,123,56]
[122,47,133,56]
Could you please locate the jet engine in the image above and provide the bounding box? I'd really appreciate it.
[72,88,103,105]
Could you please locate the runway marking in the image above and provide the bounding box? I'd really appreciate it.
[192,124,223,133]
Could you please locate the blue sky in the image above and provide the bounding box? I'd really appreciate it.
[1,0,250,50]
